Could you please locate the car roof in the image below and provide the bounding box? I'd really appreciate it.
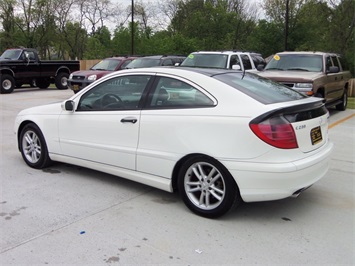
[105,56,137,60]
[111,66,244,78]
[138,55,186,59]
[191,51,262,56]
[275,51,338,56]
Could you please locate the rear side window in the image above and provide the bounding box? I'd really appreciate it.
[331,56,340,69]
[213,73,306,104]
[240,54,252,70]
[149,77,214,108]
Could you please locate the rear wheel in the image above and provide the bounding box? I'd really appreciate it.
[37,79,50,89]
[336,89,347,111]
[178,155,241,218]
[1,74,15,94]
[19,123,52,169]
[55,72,69,90]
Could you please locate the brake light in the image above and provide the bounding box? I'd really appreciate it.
[250,116,298,149]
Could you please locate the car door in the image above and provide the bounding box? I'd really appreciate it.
[15,50,41,80]
[324,56,340,102]
[137,75,216,179]
[58,74,153,170]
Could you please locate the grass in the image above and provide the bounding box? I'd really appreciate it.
[348,97,355,109]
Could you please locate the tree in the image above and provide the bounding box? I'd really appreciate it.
[0,0,16,49]
[295,0,331,51]
[263,0,306,50]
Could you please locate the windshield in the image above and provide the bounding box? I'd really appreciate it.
[181,54,228,68]
[0,49,22,60]
[126,58,161,68]
[91,59,121,71]
[213,73,306,104]
[265,54,323,72]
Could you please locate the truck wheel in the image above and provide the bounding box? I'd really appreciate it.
[37,79,50,89]
[336,90,347,111]
[1,74,15,94]
[55,72,69,90]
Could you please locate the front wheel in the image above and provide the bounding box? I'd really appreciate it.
[1,74,15,94]
[336,89,347,111]
[19,123,52,169]
[178,155,241,218]
[55,72,69,90]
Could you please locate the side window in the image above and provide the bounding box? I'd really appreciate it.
[77,75,151,111]
[251,55,265,67]
[120,60,132,69]
[162,59,173,66]
[229,55,241,69]
[149,77,214,108]
[331,56,340,69]
[325,56,332,71]
[28,51,36,60]
[241,54,252,70]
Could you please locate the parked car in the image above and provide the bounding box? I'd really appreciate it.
[0,48,80,94]
[15,67,333,218]
[68,56,137,93]
[179,51,266,72]
[258,51,351,110]
[125,55,185,69]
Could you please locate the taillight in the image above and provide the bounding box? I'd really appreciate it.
[250,115,298,149]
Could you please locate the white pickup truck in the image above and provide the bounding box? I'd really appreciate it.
[258,51,351,110]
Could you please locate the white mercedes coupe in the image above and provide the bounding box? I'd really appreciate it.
[14,67,333,218]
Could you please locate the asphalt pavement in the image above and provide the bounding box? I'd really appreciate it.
[0,87,354,265]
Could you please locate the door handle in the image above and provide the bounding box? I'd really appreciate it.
[121,118,137,124]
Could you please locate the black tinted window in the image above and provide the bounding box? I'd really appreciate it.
[77,75,151,111]
[213,73,306,104]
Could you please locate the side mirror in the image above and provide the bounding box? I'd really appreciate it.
[175,62,180,66]
[232,65,241,70]
[328,66,339,74]
[257,64,265,71]
[64,100,75,112]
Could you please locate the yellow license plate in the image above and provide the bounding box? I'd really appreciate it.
[73,85,79,91]
[310,126,322,145]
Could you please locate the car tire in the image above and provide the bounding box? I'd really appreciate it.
[1,74,15,94]
[55,72,69,90]
[178,155,241,218]
[336,89,347,111]
[19,123,52,169]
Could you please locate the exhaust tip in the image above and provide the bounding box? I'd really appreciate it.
[291,185,312,198]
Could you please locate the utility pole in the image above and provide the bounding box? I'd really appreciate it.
[131,0,134,55]
[285,0,289,51]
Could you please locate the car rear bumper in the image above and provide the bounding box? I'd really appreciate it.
[222,141,334,202]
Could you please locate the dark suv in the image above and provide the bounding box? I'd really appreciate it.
[68,56,137,93]
[125,55,186,69]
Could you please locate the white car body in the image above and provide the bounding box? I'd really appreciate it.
[15,67,333,217]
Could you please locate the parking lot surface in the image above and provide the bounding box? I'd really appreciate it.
[1,87,354,265]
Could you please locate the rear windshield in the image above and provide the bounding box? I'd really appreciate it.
[213,73,306,104]
[181,54,228,69]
